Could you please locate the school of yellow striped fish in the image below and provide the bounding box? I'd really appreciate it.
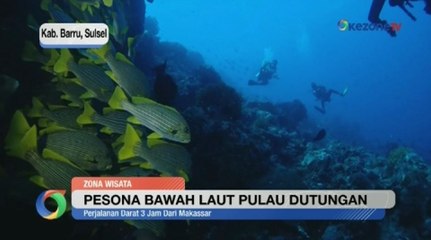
[4,0,191,236]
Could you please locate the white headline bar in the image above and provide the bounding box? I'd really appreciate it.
[72,190,395,209]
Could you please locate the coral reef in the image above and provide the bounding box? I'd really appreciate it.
[196,83,243,120]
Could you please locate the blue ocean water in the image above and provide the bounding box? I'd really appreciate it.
[147,0,431,161]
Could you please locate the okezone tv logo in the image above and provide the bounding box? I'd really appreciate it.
[338,19,349,31]
[35,190,67,220]
[337,19,401,32]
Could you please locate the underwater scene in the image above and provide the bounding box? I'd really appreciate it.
[1,0,431,239]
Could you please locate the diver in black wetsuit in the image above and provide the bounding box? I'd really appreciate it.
[248,60,278,86]
[369,0,396,37]
[311,83,348,114]
[369,0,431,37]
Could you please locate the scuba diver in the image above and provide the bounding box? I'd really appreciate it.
[369,0,431,37]
[248,60,278,86]
[311,82,348,114]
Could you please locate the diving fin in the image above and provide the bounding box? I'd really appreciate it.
[342,87,349,96]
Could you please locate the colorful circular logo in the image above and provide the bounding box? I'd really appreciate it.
[35,190,67,220]
[338,19,349,31]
